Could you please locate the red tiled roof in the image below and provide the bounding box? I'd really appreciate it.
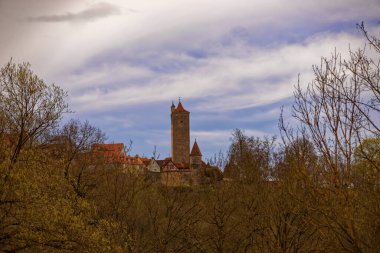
[84,143,149,165]
[158,157,190,171]
[156,160,165,167]
[174,162,189,169]
[86,143,126,164]
[173,101,189,113]
[190,140,202,156]
[92,143,124,153]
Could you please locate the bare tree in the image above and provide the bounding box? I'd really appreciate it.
[0,60,69,165]
[224,129,275,182]
[55,119,106,197]
[287,24,380,252]
[292,51,366,188]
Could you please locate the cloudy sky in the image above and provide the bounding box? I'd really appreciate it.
[0,0,379,159]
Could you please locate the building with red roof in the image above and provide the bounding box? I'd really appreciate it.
[157,100,218,186]
[81,100,221,186]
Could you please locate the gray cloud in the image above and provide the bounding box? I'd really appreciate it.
[28,2,121,22]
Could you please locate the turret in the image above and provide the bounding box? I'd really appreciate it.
[190,139,203,185]
[190,139,202,170]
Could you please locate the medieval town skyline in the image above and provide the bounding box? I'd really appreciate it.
[1,0,379,158]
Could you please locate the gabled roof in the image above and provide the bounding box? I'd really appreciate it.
[157,157,190,171]
[143,159,151,166]
[156,159,165,167]
[173,101,189,113]
[190,140,202,156]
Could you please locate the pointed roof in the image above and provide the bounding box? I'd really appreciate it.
[190,140,202,156]
[173,101,189,113]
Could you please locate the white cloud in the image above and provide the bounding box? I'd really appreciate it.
[65,30,366,113]
[1,0,379,77]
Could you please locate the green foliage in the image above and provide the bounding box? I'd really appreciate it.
[0,150,108,252]
[0,60,107,252]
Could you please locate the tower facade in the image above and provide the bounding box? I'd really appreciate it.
[171,101,190,164]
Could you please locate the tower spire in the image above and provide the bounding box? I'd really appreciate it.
[173,99,189,113]
[190,139,202,156]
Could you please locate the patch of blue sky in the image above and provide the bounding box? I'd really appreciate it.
[185,49,209,59]
[119,53,199,74]
[239,75,295,87]
[68,106,163,154]
[147,62,188,74]
[192,98,290,129]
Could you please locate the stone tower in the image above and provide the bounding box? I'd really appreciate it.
[190,139,203,185]
[171,100,190,164]
[190,139,202,170]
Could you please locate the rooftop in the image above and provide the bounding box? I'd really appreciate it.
[173,101,189,113]
[190,140,202,156]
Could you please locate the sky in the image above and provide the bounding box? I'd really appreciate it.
[0,0,379,159]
